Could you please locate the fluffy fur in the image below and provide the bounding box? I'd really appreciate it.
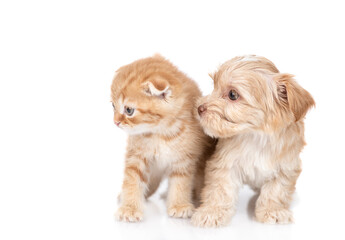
[191,55,315,227]
[111,55,215,222]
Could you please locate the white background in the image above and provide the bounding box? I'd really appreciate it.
[1,0,344,239]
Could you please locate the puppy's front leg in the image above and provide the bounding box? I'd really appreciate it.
[166,160,195,218]
[255,168,301,224]
[191,154,240,227]
[115,155,148,222]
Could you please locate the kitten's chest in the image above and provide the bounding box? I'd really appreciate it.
[141,137,180,166]
[154,140,180,165]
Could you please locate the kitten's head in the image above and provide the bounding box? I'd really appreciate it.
[197,55,315,138]
[111,55,198,135]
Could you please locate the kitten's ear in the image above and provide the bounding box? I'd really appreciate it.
[275,73,315,121]
[152,53,164,59]
[142,78,171,98]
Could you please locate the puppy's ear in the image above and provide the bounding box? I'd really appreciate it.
[275,74,315,121]
[142,78,171,98]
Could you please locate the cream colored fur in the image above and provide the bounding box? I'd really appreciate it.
[192,55,314,227]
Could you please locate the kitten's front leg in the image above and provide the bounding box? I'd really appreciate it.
[115,155,148,222]
[166,159,196,218]
[191,154,240,227]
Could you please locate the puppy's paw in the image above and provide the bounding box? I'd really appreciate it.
[168,203,194,218]
[191,207,231,227]
[115,205,143,222]
[255,208,293,224]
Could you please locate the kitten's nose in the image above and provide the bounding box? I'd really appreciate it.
[114,121,121,127]
[198,104,207,116]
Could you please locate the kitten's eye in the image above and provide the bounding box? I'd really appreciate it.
[125,106,135,116]
[112,102,115,110]
[229,89,239,101]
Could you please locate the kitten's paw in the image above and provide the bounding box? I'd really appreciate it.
[115,205,143,222]
[168,204,194,218]
[117,193,122,204]
[191,207,231,227]
[255,208,293,224]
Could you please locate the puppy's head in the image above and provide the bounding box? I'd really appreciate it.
[197,55,315,138]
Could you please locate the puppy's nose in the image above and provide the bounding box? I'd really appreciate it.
[198,104,207,116]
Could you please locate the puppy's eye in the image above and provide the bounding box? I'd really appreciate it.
[229,89,239,101]
[125,106,135,116]
[112,102,115,110]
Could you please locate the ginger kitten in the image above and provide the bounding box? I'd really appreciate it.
[111,55,214,222]
[192,55,315,227]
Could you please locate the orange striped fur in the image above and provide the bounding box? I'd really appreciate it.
[112,55,216,222]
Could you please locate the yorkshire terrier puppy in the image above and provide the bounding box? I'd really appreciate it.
[191,55,315,227]
[111,55,215,222]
